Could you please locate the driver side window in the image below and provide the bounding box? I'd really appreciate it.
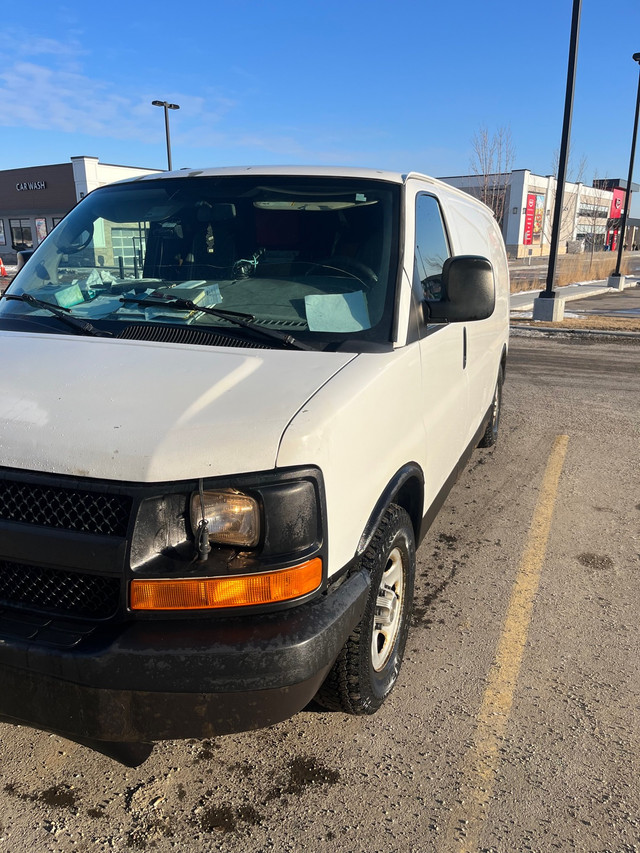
[414,194,450,301]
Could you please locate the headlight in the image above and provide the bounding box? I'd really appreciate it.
[190,489,260,548]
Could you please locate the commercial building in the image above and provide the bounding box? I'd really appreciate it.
[439,169,638,259]
[0,157,159,263]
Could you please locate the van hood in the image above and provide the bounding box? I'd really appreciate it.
[0,332,356,482]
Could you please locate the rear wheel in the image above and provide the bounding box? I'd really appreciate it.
[316,504,415,714]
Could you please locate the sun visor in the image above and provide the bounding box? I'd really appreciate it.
[90,188,185,223]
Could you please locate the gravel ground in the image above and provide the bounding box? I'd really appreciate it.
[0,335,639,852]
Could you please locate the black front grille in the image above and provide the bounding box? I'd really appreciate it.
[0,479,131,536]
[0,561,121,620]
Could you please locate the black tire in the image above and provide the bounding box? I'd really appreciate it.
[315,504,415,715]
[478,366,503,448]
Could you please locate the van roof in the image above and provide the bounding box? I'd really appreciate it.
[120,165,486,211]
[125,164,438,187]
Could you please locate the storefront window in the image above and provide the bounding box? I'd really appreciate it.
[35,218,48,244]
[9,219,33,250]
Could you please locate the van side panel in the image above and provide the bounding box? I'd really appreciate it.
[276,346,427,578]
[437,191,509,438]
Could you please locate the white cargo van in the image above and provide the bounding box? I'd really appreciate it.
[0,166,508,764]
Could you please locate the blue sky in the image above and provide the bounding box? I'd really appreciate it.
[2,0,640,193]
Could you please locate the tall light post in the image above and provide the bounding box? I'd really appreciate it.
[613,52,640,279]
[532,0,582,322]
[152,100,180,171]
[540,0,581,303]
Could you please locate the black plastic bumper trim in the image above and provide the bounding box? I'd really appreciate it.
[0,568,370,743]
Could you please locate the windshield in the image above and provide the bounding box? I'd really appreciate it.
[1,175,401,347]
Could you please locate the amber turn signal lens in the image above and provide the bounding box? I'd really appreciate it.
[130,558,322,611]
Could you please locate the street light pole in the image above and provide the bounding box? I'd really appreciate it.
[542,0,582,299]
[151,100,180,171]
[613,53,640,278]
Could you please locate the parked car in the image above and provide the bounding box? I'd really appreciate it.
[15,249,35,272]
[0,166,508,764]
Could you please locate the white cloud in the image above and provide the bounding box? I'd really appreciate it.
[11,35,85,59]
[0,52,322,159]
[0,55,236,145]
[0,61,145,139]
[0,34,416,166]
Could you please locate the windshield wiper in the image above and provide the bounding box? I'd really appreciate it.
[119,295,314,351]
[1,293,113,337]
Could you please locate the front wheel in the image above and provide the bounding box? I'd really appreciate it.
[316,504,415,715]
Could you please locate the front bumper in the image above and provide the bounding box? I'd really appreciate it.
[0,569,369,747]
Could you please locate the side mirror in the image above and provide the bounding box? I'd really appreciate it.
[424,255,495,323]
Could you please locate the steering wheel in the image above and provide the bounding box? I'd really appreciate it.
[305,256,378,289]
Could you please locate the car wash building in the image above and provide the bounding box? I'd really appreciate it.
[0,157,159,263]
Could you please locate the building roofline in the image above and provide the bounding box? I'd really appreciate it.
[438,171,516,181]
[70,156,157,171]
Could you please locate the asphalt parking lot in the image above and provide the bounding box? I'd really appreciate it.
[568,281,640,317]
[0,332,638,853]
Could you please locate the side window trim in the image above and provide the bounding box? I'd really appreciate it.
[413,193,451,304]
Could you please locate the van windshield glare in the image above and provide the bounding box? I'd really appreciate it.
[2,176,401,346]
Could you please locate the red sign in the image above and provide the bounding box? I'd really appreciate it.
[523,193,536,245]
[610,187,625,219]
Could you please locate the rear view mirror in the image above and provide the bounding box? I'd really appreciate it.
[425,255,495,322]
[196,202,236,222]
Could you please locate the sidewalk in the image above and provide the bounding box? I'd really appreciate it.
[510,279,614,313]
[510,275,640,339]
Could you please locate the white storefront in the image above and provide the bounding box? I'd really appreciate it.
[439,169,630,259]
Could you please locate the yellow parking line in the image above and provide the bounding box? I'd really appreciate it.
[440,434,569,853]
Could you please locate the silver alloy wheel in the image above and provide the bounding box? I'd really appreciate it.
[371,546,404,671]
[314,504,415,714]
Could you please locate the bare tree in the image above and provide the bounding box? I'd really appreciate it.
[541,177,611,260]
[550,147,588,183]
[578,176,611,268]
[536,149,589,251]
[541,182,579,249]
[469,126,516,225]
